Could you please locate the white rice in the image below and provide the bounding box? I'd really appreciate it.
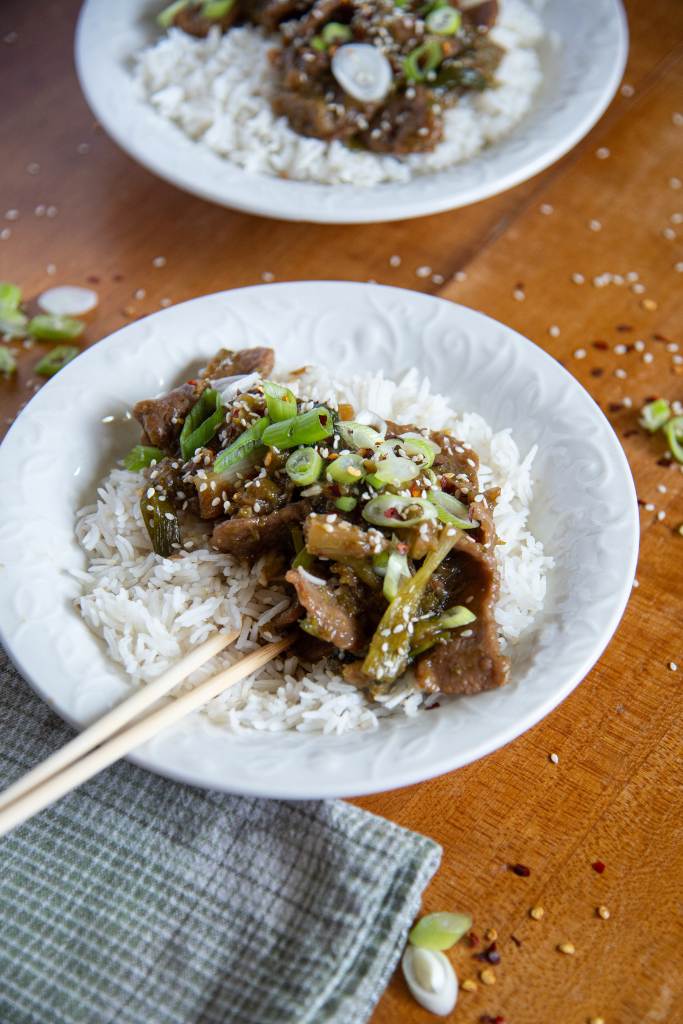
[74,367,553,734]
[134,0,546,186]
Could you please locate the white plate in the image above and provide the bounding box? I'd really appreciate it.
[0,283,638,798]
[74,1,629,224]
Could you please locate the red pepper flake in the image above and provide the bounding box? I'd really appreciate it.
[590,368,604,378]
[657,457,673,467]
[466,932,480,948]
[607,402,622,413]
[637,498,646,507]
[384,507,401,520]
[509,863,531,877]
[425,702,441,711]
[644,395,658,404]
[86,274,100,284]
[510,934,523,947]
[474,943,501,965]
[616,324,633,332]
[592,340,609,350]
[480,1015,507,1024]
[112,273,124,282]
[623,429,638,438]
[592,860,606,874]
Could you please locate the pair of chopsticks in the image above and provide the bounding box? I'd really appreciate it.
[0,631,291,838]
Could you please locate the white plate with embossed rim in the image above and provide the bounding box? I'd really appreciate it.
[0,283,638,798]
[74,0,628,224]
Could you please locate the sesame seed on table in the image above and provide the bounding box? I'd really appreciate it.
[1,1,682,1022]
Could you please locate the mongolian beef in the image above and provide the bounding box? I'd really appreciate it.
[128,345,509,698]
[157,0,503,155]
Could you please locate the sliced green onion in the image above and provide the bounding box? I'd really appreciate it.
[0,347,17,376]
[663,415,683,463]
[140,492,181,557]
[401,433,440,468]
[326,452,366,485]
[428,488,478,530]
[28,314,84,342]
[322,21,353,45]
[411,605,476,655]
[363,494,437,529]
[383,550,410,602]
[201,0,234,19]
[311,35,327,52]
[179,388,224,461]
[335,496,358,512]
[262,406,334,450]
[408,912,473,951]
[639,398,671,433]
[365,472,386,491]
[158,0,189,27]
[286,446,324,486]
[373,453,421,487]
[403,39,443,82]
[0,282,22,309]
[337,421,384,450]
[213,415,270,476]
[290,528,314,570]
[372,550,390,576]
[363,527,458,684]
[425,7,462,34]
[263,380,298,422]
[123,445,165,471]
[0,307,28,340]
[35,345,79,377]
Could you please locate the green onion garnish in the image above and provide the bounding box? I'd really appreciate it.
[425,7,462,35]
[362,494,437,529]
[0,347,17,376]
[213,415,270,476]
[428,488,478,529]
[408,911,473,952]
[411,605,477,655]
[123,445,166,471]
[201,0,235,18]
[639,398,671,433]
[263,380,297,422]
[140,492,181,557]
[337,421,384,450]
[179,388,224,461]
[28,314,84,342]
[0,307,28,340]
[35,345,79,377]
[335,496,358,512]
[663,416,683,464]
[383,550,410,602]
[403,39,443,82]
[400,434,439,469]
[322,21,353,45]
[0,282,22,310]
[262,406,334,450]
[326,452,366,485]
[158,0,189,28]
[372,452,420,487]
[286,446,324,486]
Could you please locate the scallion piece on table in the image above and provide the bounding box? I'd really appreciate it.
[28,314,84,342]
[213,414,270,476]
[201,0,235,18]
[639,398,671,432]
[179,388,224,461]
[0,308,28,340]
[0,347,17,376]
[0,282,22,309]
[383,550,411,602]
[425,7,462,35]
[428,488,478,530]
[363,526,459,684]
[262,406,334,450]
[158,0,189,28]
[408,911,473,952]
[362,493,437,529]
[263,380,298,422]
[35,345,79,377]
[286,446,324,486]
[140,492,181,557]
[335,496,358,512]
[123,445,166,471]
[663,415,683,463]
[403,39,443,82]
[337,421,384,450]
[326,452,366,485]
[410,605,477,655]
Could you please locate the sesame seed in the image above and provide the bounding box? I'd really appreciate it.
[641,298,658,311]
[513,287,525,301]
[662,227,677,240]
[479,968,496,985]
[669,662,678,672]
[643,352,654,364]
[261,271,275,283]
[597,906,610,920]
[589,219,602,232]
[557,942,575,955]
[573,348,586,360]
[634,339,646,352]
[614,344,627,355]
[596,147,610,159]
[454,271,467,282]
[0,228,11,241]
[5,209,19,221]
[674,112,683,126]
[529,906,544,920]
[389,254,401,267]
[46,206,58,218]
[152,255,166,268]
[540,203,554,215]
[614,368,627,379]
[549,325,561,337]
[461,979,477,992]
[134,288,146,301]
[571,272,585,284]
[431,273,444,285]
[46,263,56,276]
[160,297,172,308]
[416,265,432,278]
[549,752,559,764]
[670,177,682,190]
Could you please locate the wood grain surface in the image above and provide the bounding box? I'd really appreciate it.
[1,2,682,1023]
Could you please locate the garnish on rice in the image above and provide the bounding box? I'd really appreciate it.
[125,345,509,698]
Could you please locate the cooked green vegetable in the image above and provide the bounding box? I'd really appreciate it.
[411,605,476,655]
[35,345,79,377]
[363,526,459,684]
[408,912,473,951]
[663,416,683,463]
[335,496,358,512]
[201,0,234,18]
[372,452,421,487]
[179,388,224,461]
[401,434,439,468]
[326,452,366,485]
[286,446,324,486]
[263,380,297,422]
[123,445,165,471]
[28,314,84,342]
[363,494,437,529]
[140,491,181,557]
[383,550,410,602]
[0,347,17,376]
[213,414,270,476]
[404,39,443,82]
[337,421,384,450]
[158,0,189,27]
[312,21,353,49]
[0,282,21,309]
[262,406,334,450]
[0,308,28,340]
[639,398,671,433]
[425,7,462,34]
[428,488,478,530]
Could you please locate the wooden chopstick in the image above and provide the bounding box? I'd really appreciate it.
[0,635,291,838]
[0,629,239,814]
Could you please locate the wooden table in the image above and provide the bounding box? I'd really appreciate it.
[2,2,682,1021]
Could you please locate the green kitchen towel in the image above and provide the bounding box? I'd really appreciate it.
[0,650,441,1024]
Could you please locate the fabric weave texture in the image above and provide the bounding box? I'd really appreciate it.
[0,649,441,1024]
